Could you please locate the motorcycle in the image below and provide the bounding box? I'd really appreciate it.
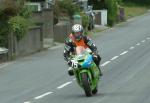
[70,46,100,97]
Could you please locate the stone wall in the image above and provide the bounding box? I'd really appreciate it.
[31,9,53,38]
[15,26,43,57]
[54,22,72,43]
[42,9,54,38]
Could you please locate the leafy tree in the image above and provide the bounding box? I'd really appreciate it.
[0,0,31,47]
[105,0,118,26]
[88,0,106,10]
[54,0,81,19]
[122,0,150,5]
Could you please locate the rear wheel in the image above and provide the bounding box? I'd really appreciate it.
[81,73,92,97]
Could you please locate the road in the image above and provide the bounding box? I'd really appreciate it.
[0,12,150,103]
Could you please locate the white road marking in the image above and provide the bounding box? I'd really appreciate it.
[136,43,140,46]
[130,47,135,50]
[141,40,145,43]
[147,37,150,40]
[24,101,31,103]
[120,51,128,56]
[101,61,111,67]
[57,82,72,89]
[34,92,53,100]
[110,56,119,61]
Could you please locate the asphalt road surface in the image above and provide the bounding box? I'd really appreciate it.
[0,12,150,103]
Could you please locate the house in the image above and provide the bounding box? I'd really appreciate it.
[26,0,54,10]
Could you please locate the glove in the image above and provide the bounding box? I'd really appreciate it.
[92,52,98,58]
[67,60,72,66]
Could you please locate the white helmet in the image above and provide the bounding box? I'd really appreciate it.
[72,24,83,33]
[72,24,83,41]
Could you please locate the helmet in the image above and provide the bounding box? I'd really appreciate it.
[72,24,83,41]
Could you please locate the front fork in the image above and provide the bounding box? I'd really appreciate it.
[79,70,92,86]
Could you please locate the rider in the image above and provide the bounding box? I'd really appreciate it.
[63,24,103,76]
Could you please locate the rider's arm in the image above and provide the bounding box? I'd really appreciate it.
[63,38,74,62]
[84,36,98,54]
[64,45,71,62]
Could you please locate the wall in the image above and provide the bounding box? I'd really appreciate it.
[15,26,43,56]
[42,9,54,38]
[54,22,72,43]
[31,9,53,38]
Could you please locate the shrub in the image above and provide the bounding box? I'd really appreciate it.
[0,21,9,47]
[80,12,90,35]
[122,0,150,5]
[0,0,31,47]
[8,16,29,41]
[54,0,81,20]
[0,8,12,47]
[19,6,32,19]
[88,0,106,10]
[105,0,118,26]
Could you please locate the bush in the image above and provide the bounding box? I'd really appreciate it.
[8,16,29,41]
[0,8,12,47]
[0,0,31,47]
[88,0,106,10]
[80,13,90,35]
[0,21,9,47]
[105,0,118,26]
[54,0,81,20]
[122,0,150,5]
[19,6,32,19]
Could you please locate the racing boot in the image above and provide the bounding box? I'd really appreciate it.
[68,67,74,76]
[98,67,103,76]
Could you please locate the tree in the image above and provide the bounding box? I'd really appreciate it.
[0,0,30,47]
[88,0,106,10]
[122,0,150,5]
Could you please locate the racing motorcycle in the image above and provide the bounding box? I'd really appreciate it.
[70,46,100,97]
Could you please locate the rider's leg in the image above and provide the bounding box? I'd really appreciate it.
[68,67,74,76]
[93,54,103,76]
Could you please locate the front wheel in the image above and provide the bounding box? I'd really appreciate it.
[92,86,98,95]
[81,73,92,97]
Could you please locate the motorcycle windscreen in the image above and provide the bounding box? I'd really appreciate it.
[82,55,93,68]
[76,46,93,68]
[75,46,86,55]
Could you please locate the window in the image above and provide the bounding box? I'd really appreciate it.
[25,2,42,12]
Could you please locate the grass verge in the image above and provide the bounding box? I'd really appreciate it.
[124,3,149,19]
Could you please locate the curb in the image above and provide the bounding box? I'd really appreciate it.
[0,62,12,69]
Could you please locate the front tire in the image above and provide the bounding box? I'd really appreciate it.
[81,73,92,97]
[92,86,98,95]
